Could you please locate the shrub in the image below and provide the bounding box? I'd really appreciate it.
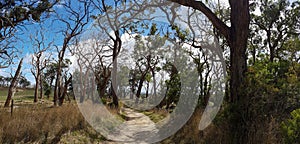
[281,109,300,144]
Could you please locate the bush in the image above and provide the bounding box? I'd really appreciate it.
[281,109,300,144]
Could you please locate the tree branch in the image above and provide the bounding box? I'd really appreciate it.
[169,0,230,40]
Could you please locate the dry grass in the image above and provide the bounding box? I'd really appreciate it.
[160,107,231,144]
[0,100,285,143]
[0,103,103,143]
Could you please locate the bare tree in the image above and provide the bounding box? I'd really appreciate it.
[53,0,90,106]
[0,0,58,68]
[4,58,23,107]
[72,30,113,103]
[30,29,52,102]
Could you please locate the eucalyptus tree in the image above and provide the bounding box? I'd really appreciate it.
[251,0,300,62]
[43,62,57,99]
[167,0,251,142]
[90,0,163,107]
[18,76,30,88]
[53,0,91,106]
[72,32,113,103]
[30,28,52,102]
[131,27,166,103]
[0,0,58,68]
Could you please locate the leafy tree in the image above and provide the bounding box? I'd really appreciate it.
[43,79,51,99]
[42,63,55,99]
[160,62,181,109]
[251,0,300,62]
[18,76,30,88]
[91,0,164,107]
[0,76,3,86]
[188,49,212,107]
[131,28,165,104]
[170,1,250,109]
[280,37,300,63]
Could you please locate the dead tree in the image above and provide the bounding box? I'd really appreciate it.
[4,58,23,107]
[30,29,52,102]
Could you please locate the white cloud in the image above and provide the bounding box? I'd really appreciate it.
[0,68,10,77]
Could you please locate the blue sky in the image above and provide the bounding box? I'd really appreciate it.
[0,0,254,85]
[0,0,185,85]
[0,0,220,85]
[0,0,94,85]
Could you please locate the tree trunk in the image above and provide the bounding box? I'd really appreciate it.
[111,30,122,108]
[58,75,72,106]
[4,59,23,107]
[34,76,39,103]
[53,67,61,106]
[228,0,250,143]
[32,58,40,103]
[270,46,275,63]
[111,57,119,107]
[152,71,157,100]
[228,0,249,102]
[39,74,43,99]
[54,44,66,106]
[136,74,146,99]
[97,69,111,99]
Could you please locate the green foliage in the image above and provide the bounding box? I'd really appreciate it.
[247,60,292,93]
[281,109,300,143]
[170,25,190,42]
[163,62,181,107]
[43,80,51,97]
[280,37,300,61]
[143,110,168,123]
[18,76,30,88]
[1,0,56,27]
[250,0,300,62]
[145,73,152,82]
[149,23,158,35]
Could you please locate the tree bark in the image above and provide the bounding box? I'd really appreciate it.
[96,67,111,99]
[39,74,43,99]
[4,58,23,107]
[34,76,39,102]
[32,53,41,103]
[58,75,72,106]
[111,30,122,107]
[228,0,249,103]
[54,35,69,106]
[53,66,61,106]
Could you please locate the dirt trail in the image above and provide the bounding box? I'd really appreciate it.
[105,108,158,144]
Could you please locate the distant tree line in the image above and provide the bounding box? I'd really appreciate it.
[0,75,30,88]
